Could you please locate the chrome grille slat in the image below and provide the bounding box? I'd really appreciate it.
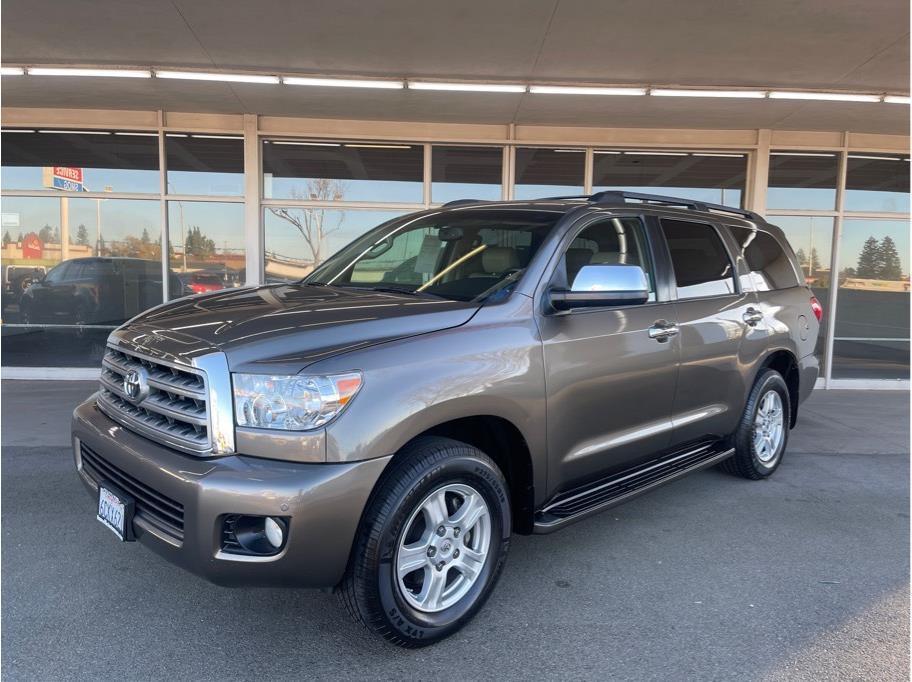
[97,344,212,455]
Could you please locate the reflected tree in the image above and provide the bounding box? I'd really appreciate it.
[268,179,346,266]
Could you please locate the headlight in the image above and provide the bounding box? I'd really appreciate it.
[232,372,362,431]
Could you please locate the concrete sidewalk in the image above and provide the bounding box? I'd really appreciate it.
[1,382,909,680]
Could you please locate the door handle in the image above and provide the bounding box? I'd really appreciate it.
[648,320,679,342]
[743,307,764,326]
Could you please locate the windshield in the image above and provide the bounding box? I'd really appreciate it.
[305,209,562,302]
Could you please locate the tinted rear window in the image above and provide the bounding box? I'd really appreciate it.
[660,219,736,299]
[729,227,801,290]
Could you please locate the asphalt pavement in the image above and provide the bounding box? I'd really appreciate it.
[1,382,908,680]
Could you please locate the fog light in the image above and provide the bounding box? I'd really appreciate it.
[265,516,284,549]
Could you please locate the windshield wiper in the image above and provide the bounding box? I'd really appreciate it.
[368,286,446,299]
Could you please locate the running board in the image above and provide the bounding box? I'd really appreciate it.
[533,443,735,533]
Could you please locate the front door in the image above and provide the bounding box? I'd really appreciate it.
[537,214,680,496]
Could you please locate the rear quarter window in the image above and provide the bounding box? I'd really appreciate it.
[729,227,801,290]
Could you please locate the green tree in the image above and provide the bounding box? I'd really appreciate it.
[16,232,23,242]
[855,236,881,278]
[38,224,55,243]
[795,248,807,270]
[76,224,90,246]
[141,227,150,244]
[878,236,903,280]
[2,231,11,247]
[185,226,215,257]
[810,248,821,273]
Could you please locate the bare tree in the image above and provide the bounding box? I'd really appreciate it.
[268,179,346,267]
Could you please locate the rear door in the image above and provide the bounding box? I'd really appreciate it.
[537,212,680,495]
[658,217,766,446]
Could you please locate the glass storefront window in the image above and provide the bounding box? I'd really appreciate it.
[166,133,244,196]
[832,219,910,379]
[844,154,911,213]
[167,202,245,298]
[262,141,423,203]
[1,130,160,193]
[767,151,839,210]
[264,208,406,282]
[1,197,162,367]
[593,151,745,207]
[513,148,585,200]
[432,146,503,203]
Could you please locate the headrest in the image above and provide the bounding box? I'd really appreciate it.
[482,247,520,273]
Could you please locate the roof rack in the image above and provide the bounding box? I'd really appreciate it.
[441,199,487,207]
[589,191,762,222]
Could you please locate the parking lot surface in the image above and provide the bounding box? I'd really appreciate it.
[2,382,908,680]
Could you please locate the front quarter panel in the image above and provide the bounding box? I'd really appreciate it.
[314,295,548,505]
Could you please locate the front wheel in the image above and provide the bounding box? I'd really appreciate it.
[339,437,511,647]
[721,369,790,479]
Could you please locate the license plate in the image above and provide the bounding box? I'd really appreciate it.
[97,484,134,541]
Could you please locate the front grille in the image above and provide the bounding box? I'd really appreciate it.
[80,443,185,542]
[97,345,211,455]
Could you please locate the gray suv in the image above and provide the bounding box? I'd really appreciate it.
[72,191,821,647]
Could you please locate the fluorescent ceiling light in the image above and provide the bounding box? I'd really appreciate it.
[408,81,526,93]
[624,151,688,156]
[848,154,902,161]
[594,150,622,154]
[529,85,646,96]
[553,148,586,153]
[114,131,159,137]
[884,95,911,104]
[191,134,243,140]
[38,129,111,135]
[284,76,403,89]
[155,70,280,84]
[651,88,765,99]
[166,133,189,137]
[769,91,880,102]
[693,153,745,157]
[0,67,25,76]
[271,141,340,147]
[344,143,411,149]
[2,129,35,133]
[770,152,835,157]
[29,67,151,78]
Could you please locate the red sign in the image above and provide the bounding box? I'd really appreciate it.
[42,166,84,191]
[21,233,42,259]
[53,167,83,183]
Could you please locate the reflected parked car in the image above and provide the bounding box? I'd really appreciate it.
[2,264,47,309]
[182,271,224,294]
[19,257,185,326]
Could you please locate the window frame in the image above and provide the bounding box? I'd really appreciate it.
[656,215,742,302]
[540,210,667,314]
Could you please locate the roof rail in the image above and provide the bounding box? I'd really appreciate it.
[441,199,487,207]
[588,190,762,222]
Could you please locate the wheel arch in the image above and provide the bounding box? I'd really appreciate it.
[757,348,800,428]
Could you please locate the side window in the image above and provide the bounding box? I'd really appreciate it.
[729,226,801,291]
[562,217,656,301]
[44,263,69,284]
[660,219,735,299]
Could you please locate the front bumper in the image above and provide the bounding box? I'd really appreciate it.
[72,396,390,588]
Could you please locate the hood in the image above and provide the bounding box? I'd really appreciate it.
[125,284,480,373]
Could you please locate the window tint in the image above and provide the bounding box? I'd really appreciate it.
[661,219,735,298]
[43,263,69,284]
[728,227,801,291]
[562,217,655,301]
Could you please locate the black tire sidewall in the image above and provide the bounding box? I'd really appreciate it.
[371,449,510,644]
[741,371,790,476]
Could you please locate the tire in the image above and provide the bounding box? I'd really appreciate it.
[721,369,790,480]
[339,436,511,647]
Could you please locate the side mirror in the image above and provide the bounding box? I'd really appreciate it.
[549,264,649,311]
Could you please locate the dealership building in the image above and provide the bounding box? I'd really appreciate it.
[0,1,908,387]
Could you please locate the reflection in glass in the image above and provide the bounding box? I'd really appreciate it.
[264,208,406,282]
[1,197,164,367]
[167,202,245,298]
[833,219,910,379]
[767,151,838,210]
[166,133,244,196]
[513,148,584,200]
[844,154,911,213]
[593,151,745,207]
[262,141,423,203]
[1,130,159,193]
[432,146,503,203]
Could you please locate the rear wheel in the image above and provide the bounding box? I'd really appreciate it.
[721,369,790,479]
[339,436,511,647]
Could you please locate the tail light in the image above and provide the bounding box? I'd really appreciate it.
[809,295,823,322]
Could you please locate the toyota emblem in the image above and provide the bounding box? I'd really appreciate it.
[123,367,150,403]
